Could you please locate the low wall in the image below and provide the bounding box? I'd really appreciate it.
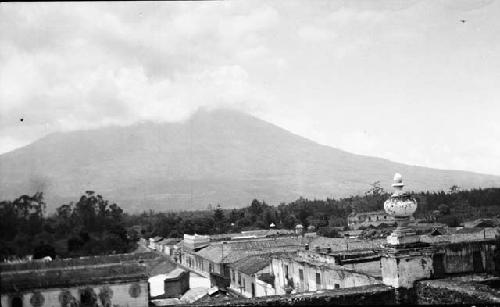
[420,229,498,245]
[191,284,395,306]
[415,279,500,305]
[0,252,158,272]
[439,240,496,274]
[164,271,190,298]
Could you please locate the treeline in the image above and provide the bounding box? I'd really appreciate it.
[0,191,136,261]
[2,185,500,259]
[128,184,500,239]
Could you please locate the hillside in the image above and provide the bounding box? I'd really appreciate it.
[1,108,500,212]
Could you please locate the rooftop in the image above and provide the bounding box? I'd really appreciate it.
[230,254,274,275]
[310,236,386,252]
[1,263,147,293]
[147,257,179,277]
[462,218,500,228]
[349,210,387,218]
[157,238,181,246]
[0,252,158,272]
[271,253,381,280]
[195,238,306,264]
[164,267,188,280]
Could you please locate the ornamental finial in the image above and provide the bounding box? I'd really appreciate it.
[383,172,419,246]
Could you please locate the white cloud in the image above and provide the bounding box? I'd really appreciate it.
[1,1,500,176]
[298,25,336,42]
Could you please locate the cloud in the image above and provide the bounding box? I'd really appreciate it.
[0,2,278,149]
[1,1,500,176]
[298,25,336,42]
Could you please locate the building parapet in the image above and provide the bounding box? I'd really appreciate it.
[187,284,395,306]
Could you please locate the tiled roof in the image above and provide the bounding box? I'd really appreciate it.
[272,253,380,280]
[349,211,386,217]
[309,236,385,252]
[195,238,305,264]
[462,219,500,228]
[453,227,490,234]
[209,229,296,241]
[147,257,179,276]
[157,238,181,246]
[195,245,254,264]
[231,255,272,275]
[164,267,187,279]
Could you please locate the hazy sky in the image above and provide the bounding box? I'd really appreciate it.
[1,1,500,175]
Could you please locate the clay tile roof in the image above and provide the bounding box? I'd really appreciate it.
[231,255,272,275]
[453,227,486,234]
[351,210,387,217]
[195,238,304,264]
[310,236,385,252]
[147,257,179,276]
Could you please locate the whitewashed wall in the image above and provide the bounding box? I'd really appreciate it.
[1,281,148,307]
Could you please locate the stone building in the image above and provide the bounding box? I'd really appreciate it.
[155,238,181,256]
[271,252,381,295]
[461,218,500,228]
[347,210,395,229]
[177,237,308,288]
[178,237,307,275]
[229,255,276,298]
[0,252,187,307]
[1,261,148,307]
[183,234,210,250]
[148,268,190,300]
[309,236,386,253]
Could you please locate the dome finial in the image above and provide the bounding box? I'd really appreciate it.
[392,173,404,188]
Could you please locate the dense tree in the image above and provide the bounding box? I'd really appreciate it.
[317,227,341,238]
[213,205,226,234]
[3,186,500,260]
[0,192,134,260]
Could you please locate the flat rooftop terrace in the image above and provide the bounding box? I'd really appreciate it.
[1,262,148,293]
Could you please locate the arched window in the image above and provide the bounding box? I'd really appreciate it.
[79,288,97,307]
[12,296,23,307]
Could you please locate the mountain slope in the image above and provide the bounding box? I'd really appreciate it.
[1,109,499,212]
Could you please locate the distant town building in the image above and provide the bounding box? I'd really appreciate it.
[295,224,304,235]
[177,237,310,288]
[156,238,182,256]
[229,255,276,298]
[271,252,381,295]
[149,236,164,250]
[183,234,210,251]
[461,218,500,228]
[347,211,395,229]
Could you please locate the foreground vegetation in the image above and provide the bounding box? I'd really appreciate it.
[133,184,500,239]
[1,184,499,260]
[0,191,136,261]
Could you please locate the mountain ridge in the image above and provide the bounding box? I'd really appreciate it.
[1,108,499,212]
